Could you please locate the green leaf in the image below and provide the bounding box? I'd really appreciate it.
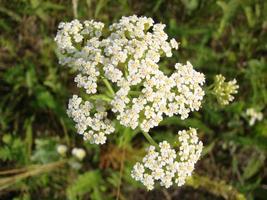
[35,87,56,109]
[0,146,12,161]
[201,140,216,157]
[67,170,104,200]
[95,0,107,18]
[24,117,34,163]
[0,7,21,22]
[242,156,264,180]
[26,65,37,92]
[224,135,267,151]
[216,0,241,38]
[160,117,213,135]
[31,139,59,164]
[2,134,12,144]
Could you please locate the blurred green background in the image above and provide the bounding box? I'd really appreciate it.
[0,0,267,199]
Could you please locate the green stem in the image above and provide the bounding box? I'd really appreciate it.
[0,160,67,191]
[128,91,141,97]
[141,131,159,148]
[205,84,214,94]
[89,94,112,102]
[102,78,115,96]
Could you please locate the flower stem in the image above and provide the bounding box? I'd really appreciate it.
[0,160,67,191]
[89,94,112,102]
[102,78,115,96]
[142,131,159,148]
[128,90,141,97]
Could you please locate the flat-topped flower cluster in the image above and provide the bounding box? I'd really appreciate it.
[67,95,115,144]
[55,15,207,190]
[55,15,205,144]
[131,128,203,190]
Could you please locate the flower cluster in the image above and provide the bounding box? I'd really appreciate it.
[245,108,263,126]
[67,95,115,144]
[55,15,205,143]
[212,74,239,105]
[131,128,203,190]
[112,61,205,132]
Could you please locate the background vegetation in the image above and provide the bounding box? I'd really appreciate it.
[0,0,266,199]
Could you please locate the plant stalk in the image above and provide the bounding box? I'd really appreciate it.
[141,131,159,148]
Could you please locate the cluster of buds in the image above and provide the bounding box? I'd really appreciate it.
[212,74,239,105]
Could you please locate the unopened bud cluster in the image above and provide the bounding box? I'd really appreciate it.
[212,74,238,105]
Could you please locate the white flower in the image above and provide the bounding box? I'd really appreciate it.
[170,38,179,49]
[245,108,263,126]
[72,148,86,160]
[67,95,115,145]
[131,162,145,181]
[143,174,155,190]
[55,15,206,143]
[131,128,203,190]
[57,144,67,156]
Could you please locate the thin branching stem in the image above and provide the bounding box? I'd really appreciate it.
[102,78,115,96]
[141,131,159,148]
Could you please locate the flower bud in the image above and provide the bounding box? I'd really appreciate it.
[72,148,86,161]
[57,144,67,156]
[212,74,239,105]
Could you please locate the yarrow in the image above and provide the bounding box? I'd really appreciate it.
[212,74,239,105]
[245,108,263,126]
[67,95,115,144]
[56,144,86,161]
[57,144,67,156]
[72,148,86,161]
[131,128,203,190]
[55,15,205,144]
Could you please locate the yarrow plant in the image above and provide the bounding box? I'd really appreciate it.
[72,148,86,161]
[57,144,68,156]
[55,15,238,190]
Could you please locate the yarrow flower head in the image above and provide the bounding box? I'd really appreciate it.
[131,128,203,190]
[67,95,115,144]
[72,148,86,161]
[212,74,239,105]
[55,15,205,144]
[57,144,67,156]
[245,108,263,126]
